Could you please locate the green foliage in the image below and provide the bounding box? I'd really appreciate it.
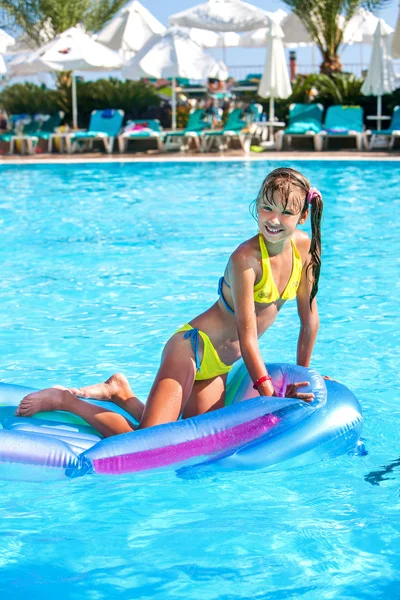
[287,74,319,103]
[0,79,162,127]
[75,79,161,126]
[0,0,127,46]
[0,82,59,113]
[312,72,364,104]
[281,0,391,73]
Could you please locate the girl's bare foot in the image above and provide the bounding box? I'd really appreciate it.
[15,388,73,417]
[69,373,134,406]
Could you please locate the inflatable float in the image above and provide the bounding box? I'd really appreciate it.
[0,363,365,481]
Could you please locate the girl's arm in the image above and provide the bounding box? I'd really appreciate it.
[229,248,275,397]
[296,257,320,367]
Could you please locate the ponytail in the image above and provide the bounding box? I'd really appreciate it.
[306,191,323,309]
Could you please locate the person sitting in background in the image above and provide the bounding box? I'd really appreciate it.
[0,109,8,131]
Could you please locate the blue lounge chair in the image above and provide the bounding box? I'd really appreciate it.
[203,108,248,151]
[316,105,364,151]
[67,109,124,153]
[118,119,164,152]
[164,109,210,151]
[364,106,400,150]
[21,112,65,154]
[276,104,324,151]
[0,114,35,153]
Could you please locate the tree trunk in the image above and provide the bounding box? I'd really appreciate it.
[320,54,342,75]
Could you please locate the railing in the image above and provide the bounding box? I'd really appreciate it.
[228,61,400,80]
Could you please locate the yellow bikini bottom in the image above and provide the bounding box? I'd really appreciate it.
[175,324,232,381]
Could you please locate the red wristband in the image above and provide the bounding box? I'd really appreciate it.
[253,375,272,390]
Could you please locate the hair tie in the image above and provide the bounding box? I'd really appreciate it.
[307,188,320,205]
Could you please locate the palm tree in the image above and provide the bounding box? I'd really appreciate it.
[282,0,389,74]
[0,0,127,46]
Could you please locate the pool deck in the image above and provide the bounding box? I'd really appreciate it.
[1,148,400,164]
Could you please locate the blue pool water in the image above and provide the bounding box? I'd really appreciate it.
[0,160,399,599]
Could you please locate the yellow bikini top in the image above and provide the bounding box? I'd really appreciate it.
[254,234,303,304]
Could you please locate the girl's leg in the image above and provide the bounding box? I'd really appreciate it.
[70,373,144,422]
[182,374,227,419]
[16,333,200,436]
[16,388,136,438]
[138,334,198,428]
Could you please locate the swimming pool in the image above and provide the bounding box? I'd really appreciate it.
[0,160,399,599]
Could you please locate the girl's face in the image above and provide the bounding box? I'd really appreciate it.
[257,187,308,244]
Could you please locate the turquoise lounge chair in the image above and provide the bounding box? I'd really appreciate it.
[316,105,364,151]
[164,109,210,151]
[0,114,36,153]
[203,108,248,151]
[364,106,400,150]
[118,119,164,153]
[21,112,65,154]
[67,109,124,153]
[276,104,324,151]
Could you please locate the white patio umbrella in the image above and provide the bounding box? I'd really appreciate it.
[258,21,292,139]
[170,0,270,31]
[342,8,394,69]
[123,26,226,129]
[189,29,240,50]
[0,29,15,53]
[361,19,396,130]
[169,0,270,62]
[393,4,400,59]
[0,55,7,75]
[0,29,16,75]
[239,11,312,48]
[96,0,166,61]
[8,25,122,128]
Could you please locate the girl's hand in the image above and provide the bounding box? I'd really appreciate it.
[285,381,314,402]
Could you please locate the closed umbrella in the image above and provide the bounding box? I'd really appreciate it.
[361,19,396,130]
[123,26,226,129]
[96,0,165,61]
[258,21,292,140]
[393,4,400,59]
[8,26,122,128]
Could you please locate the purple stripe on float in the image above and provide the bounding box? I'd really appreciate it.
[93,413,280,474]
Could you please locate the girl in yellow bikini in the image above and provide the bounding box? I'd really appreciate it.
[16,167,323,438]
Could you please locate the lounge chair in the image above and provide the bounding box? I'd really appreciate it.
[20,112,65,154]
[275,104,324,151]
[118,119,164,153]
[163,109,210,151]
[315,105,364,151]
[0,114,36,153]
[364,106,400,150]
[202,108,248,151]
[67,109,124,154]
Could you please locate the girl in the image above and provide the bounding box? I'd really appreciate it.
[16,167,323,437]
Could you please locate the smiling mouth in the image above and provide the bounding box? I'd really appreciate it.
[265,224,284,235]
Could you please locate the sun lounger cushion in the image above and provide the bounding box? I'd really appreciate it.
[284,104,323,135]
[323,106,364,134]
[286,121,322,134]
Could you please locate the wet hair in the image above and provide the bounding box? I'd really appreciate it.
[250,167,323,308]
